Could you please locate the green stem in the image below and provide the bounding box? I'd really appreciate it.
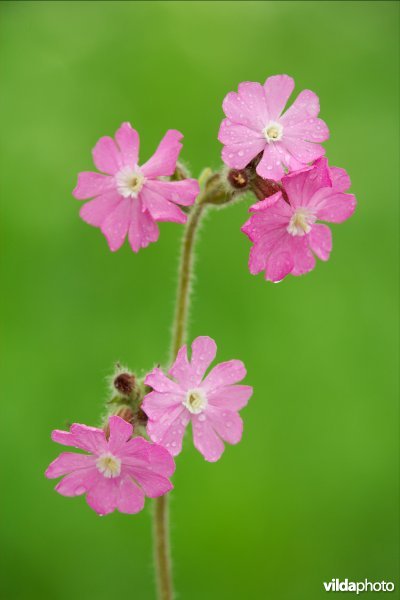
[153,494,172,600]
[153,196,207,600]
[171,200,206,359]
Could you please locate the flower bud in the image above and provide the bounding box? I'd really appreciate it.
[135,407,148,426]
[250,175,284,201]
[171,161,190,181]
[227,169,249,190]
[114,372,136,396]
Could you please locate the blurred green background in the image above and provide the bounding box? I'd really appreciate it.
[1,1,398,599]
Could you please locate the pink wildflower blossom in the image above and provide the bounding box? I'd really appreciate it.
[73,123,199,252]
[142,336,253,462]
[241,158,356,282]
[45,415,175,515]
[218,74,329,180]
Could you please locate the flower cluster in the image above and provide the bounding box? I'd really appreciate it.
[47,73,356,518]
[218,74,356,281]
[46,336,252,514]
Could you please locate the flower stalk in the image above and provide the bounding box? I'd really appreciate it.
[153,190,208,600]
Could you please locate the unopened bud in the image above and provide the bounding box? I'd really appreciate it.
[135,407,148,426]
[227,169,249,190]
[171,161,190,181]
[250,175,289,203]
[114,372,136,396]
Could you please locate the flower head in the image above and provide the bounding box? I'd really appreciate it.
[218,75,329,181]
[73,123,199,252]
[142,336,253,462]
[45,415,175,515]
[241,158,356,282]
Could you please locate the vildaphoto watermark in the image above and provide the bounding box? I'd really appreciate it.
[324,579,395,594]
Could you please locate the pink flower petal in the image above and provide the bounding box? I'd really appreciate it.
[58,424,106,454]
[168,345,193,387]
[140,186,187,224]
[120,436,150,462]
[265,248,294,282]
[73,172,114,200]
[125,466,173,498]
[192,416,225,462]
[280,89,321,126]
[284,117,329,143]
[142,391,182,422]
[207,385,253,411]
[222,86,266,131]
[141,130,183,178]
[243,200,290,239]
[222,138,266,170]
[115,122,139,167]
[205,406,243,444]
[289,236,316,277]
[190,336,217,386]
[238,81,269,125]
[147,404,190,456]
[310,189,357,223]
[247,229,287,275]
[128,199,159,253]
[203,360,246,391]
[86,477,119,515]
[329,166,351,192]
[45,452,95,478]
[92,136,122,175]
[282,158,331,207]
[282,136,326,166]
[116,476,145,514]
[308,223,332,261]
[145,367,182,394]
[145,179,199,206]
[263,74,295,120]
[147,442,176,477]
[121,438,175,478]
[107,415,133,454]
[255,144,285,180]
[100,197,131,251]
[54,468,100,497]
[248,191,283,212]
[218,118,264,146]
[79,191,122,227]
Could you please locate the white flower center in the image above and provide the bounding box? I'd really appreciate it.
[263,121,283,143]
[287,207,316,236]
[96,452,121,478]
[183,388,207,415]
[115,166,145,198]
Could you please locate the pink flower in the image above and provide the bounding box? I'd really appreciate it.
[142,336,253,462]
[218,74,329,181]
[73,123,199,252]
[241,158,356,282]
[45,415,175,515]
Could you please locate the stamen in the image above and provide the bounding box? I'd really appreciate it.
[263,121,283,143]
[183,389,207,414]
[96,452,121,478]
[116,166,145,198]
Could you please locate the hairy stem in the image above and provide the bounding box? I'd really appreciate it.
[171,200,206,359]
[153,494,172,600]
[153,195,207,600]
